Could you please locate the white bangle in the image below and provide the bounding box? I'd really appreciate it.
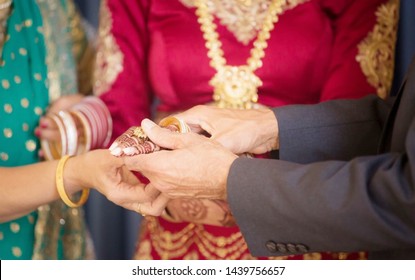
[0,1,12,10]
[58,110,78,156]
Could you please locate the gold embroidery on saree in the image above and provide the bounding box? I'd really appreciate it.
[141,217,251,260]
[93,0,124,96]
[136,217,359,260]
[33,202,86,259]
[66,0,94,94]
[36,0,78,102]
[357,0,400,99]
[179,0,309,45]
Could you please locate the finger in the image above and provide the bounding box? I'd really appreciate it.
[109,180,159,206]
[141,118,188,149]
[39,117,55,129]
[140,193,170,216]
[37,126,61,142]
[109,127,137,154]
[175,106,215,135]
[143,182,161,200]
[122,151,164,173]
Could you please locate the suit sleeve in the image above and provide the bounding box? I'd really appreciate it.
[276,95,392,163]
[94,0,152,145]
[227,96,415,256]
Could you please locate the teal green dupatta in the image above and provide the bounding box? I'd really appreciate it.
[0,0,89,259]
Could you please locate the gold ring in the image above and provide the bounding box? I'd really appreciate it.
[159,116,191,133]
[136,203,146,217]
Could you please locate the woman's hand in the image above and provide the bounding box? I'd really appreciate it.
[66,149,169,216]
[35,94,85,152]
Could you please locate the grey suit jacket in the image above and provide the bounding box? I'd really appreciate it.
[227,58,415,259]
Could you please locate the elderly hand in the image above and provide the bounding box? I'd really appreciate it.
[122,119,238,200]
[174,105,279,155]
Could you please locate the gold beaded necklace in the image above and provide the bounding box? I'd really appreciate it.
[194,0,285,109]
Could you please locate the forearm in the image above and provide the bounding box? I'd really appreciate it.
[0,158,85,222]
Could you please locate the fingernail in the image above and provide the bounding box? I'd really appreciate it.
[124,147,138,156]
[110,147,122,156]
[34,128,41,137]
[141,119,156,131]
[40,120,48,128]
[108,142,118,151]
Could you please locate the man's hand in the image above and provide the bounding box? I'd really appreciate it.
[122,119,238,200]
[175,105,279,155]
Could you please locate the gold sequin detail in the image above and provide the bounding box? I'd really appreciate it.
[34,107,43,115]
[3,128,12,138]
[2,79,10,89]
[93,0,124,96]
[303,252,322,260]
[34,73,42,81]
[21,98,29,108]
[10,52,15,60]
[22,123,29,131]
[180,0,308,45]
[25,19,33,27]
[14,76,22,84]
[0,152,9,161]
[4,104,12,113]
[19,48,28,56]
[357,0,399,99]
[26,140,37,152]
[12,247,22,258]
[10,223,20,233]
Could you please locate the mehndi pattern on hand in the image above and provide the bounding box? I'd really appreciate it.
[109,117,190,156]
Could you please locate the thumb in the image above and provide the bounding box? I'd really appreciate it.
[141,118,186,150]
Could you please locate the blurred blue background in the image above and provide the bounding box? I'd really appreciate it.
[74,0,415,260]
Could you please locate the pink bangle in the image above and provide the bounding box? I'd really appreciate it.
[72,97,112,149]
[72,102,98,149]
[84,97,113,147]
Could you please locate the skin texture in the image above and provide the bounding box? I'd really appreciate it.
[175,105,279,154]
[0,149,163,223]
[122,118,239,201]
[118,107,280,219]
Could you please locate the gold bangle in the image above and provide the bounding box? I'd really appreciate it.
[159,116,191,133]
[55,155,90,207]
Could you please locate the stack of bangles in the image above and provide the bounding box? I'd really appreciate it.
[41,96,113,207]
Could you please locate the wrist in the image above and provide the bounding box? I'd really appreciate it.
[261,108,279,150]
[63,155,87,194]
[222,153,238,200]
